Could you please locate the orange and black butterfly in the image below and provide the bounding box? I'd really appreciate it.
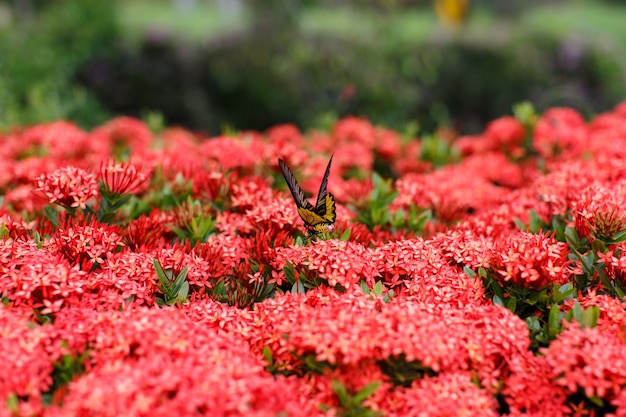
[278,155,336,235]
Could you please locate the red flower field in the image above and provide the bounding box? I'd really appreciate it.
[3,103,626,416]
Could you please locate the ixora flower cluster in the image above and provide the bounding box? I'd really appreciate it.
[3,103,626,416]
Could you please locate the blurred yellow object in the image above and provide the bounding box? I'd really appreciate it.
[434,0,470,29]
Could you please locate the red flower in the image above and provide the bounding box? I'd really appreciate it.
[491,231,572,290]
[533,107,588,159]
[50,216,124,268]
[90,116,153,156]
[485,115,527,156]
[275,239,379,290]
[34,166,99,210]
[572,183,626,241]
[47,308,317,417]
[383,372,499,417]
[543,324,626,401]
[99,160,149,196]
[0,309,53,407]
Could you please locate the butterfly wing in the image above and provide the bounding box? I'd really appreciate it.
[313,193,336,223]
[279,156,336,234]
[297,207,327,227]
[278,159,314,211]
[298,204,335,233]
[315,154,333,210]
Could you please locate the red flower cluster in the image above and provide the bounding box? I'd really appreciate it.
[34,166,99,210]
[2,102,626,415]
[491,231,572,290]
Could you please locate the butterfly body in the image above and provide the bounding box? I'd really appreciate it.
[278,156,336,235]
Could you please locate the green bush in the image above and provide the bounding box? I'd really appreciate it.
[0,0,118,129]
[78,25,626,134]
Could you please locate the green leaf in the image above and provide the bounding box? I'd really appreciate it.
[340,228,351,241]
[5,393,18,412]
[571,300,584,324]
[553,283,574,303]
[291,280,305,294]
[283,263,296,285]
[372,280,383,295]
[411,208,432,232]
[463,266,477,278]
[492,294,505,307]
[552,215,567,242]
[171,266,190,294]
[513,217,527,231]
[564,226,581,249]
[176,281,189,304]
[353,381,381,404]
[153,260,171,290]
[360,280,371,295]
[528,210,543,233]
[548,304,561,338]
[262,346,274,367]
[505,296,517,313]
[330,380,351,407]
[582,306,599,329]
[44,206,60,228]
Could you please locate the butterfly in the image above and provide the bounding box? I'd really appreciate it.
[278,155,336,235]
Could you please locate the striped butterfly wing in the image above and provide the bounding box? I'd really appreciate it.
[313,193,336,223]
[278,158,315,211]
[298,205,335,233]
[314,154,334,210]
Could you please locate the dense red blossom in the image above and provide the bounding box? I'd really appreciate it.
[275,239,379,289]
[491,231,572,290]
[431,228,494,269]
[0,238,88,315]
[46,308,316,416]
[572,182,626,241]
[192,165,237,205]
[502,351,569,416]
[372,238,486,305]
[5,106,626,415]
[121,209,172,251]
[49,217,124,268]
[485,115,527,156]
[99,160,149,196]
[393,164,509,224]
[251,291,529,394]
[199,136,258,170]
[34,166,99,210]
[533,107,588,158]
[543,323,626,402]
[384,372,500,417]
[88,251,159,310]
[90,116,153,157]
[0,308,53,407]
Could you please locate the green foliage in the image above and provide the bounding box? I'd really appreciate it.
[319,380,383,417]
[0,0,117,129]
[153,259,190,307]
[43,343,90,405]
[474,263,600,350]
[97,183,136,224]
[379,354,436,387]
[73,3,626,134]
[167,199,216,246]
[360,280,395,303]
[353,172,431,234]
[283,261,333,294]
[419,133,460,166]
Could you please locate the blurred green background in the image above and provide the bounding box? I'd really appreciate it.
[1,0,626,134]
